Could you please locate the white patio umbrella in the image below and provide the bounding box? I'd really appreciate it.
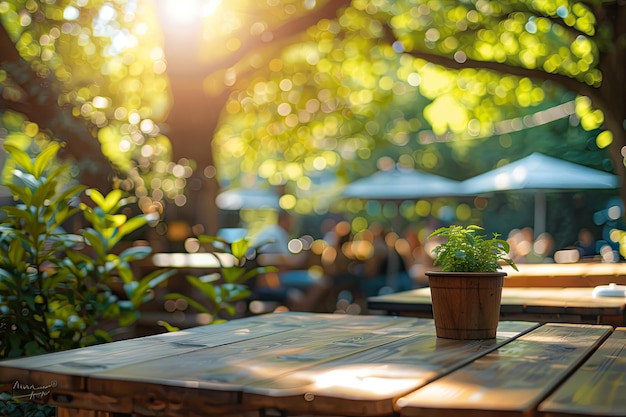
[341,167,463,200]
[216,188,280,210]
[460,152,620,236]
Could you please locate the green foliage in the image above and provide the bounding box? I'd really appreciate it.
[0,141,174,358]
[212,0,617,193]
[0,140,176,415]
[162,235,277,329]
[429,225,518,273]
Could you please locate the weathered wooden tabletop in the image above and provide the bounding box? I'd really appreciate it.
[0,312,624,417]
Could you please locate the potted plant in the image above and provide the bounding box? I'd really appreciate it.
[426,225,517,339]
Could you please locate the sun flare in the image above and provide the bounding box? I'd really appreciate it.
[162,0,222,24]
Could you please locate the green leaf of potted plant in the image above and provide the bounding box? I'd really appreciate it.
[427,224,518,339]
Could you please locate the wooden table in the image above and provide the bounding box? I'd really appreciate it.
[1,312,625,417]
[500,263,626,287]
[368,287,626,325]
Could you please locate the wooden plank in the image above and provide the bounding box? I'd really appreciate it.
[2,313,397,413]
[0,314,297,401]
[537,327,626,417]
[0,313,339,380]
[88,316,432,389]
[397,323,612,417]
[56,408,114,417]
[83,314,421,415]
[240,321,538,416]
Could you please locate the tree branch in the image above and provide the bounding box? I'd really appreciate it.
[377,22,610,118]
[201,0,352,75]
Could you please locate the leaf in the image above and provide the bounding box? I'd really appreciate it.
[85,188,106,209]
[230,238,250,259]
[3,183,30,203]
[119,309,139,327]
[54,184,88,209]
[0,270,18,292]
[11,169,39,190]
[119,215,148,237]
[221,266,244,284]
[3,143,33,173]
[93,328,113,343]
[239,266,277,283]
[32,142,60,178]
[158,321,180,332]
[110,214,128,228]
[222,284,251,302]
[101,189,124,213]
[198,234,229,246]
[123,281,139,297]
[186,275,218,301]
[82,228,107,257]
[117,262,134,284]
[51,206,82,232]
[31,176,59,208]
[129,269,176,305]
[7,239,26,267]
[119,245,152,262]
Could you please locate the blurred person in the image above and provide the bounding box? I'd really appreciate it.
[506,227,534,264]
[251,210,328,311]
[532,232,555,263]
[361,227,412,297]
[575,228,597,259]
[402,224,432,287]
[321,221,364,308]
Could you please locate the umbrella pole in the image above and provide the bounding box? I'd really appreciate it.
[534,191,547,239]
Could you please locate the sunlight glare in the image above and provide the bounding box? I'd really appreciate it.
[63,6,80,20]
[163,0,222,24]
[312,366,420,396]
[202,0,223,16]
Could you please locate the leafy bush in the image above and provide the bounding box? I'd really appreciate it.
[0,140,271,415]
[428,225,518,272]
[161,235,277,329]
[0,141,173,357]
[0,141,174,416]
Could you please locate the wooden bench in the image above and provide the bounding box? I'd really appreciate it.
[397,323,613,417]
[538,327,626,417]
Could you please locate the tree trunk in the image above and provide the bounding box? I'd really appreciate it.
[151,0,350,238]
[596,2,626,209]
[153,0,222,237]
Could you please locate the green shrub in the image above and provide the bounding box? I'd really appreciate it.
[0,141,174,416]
[161,235,277,329]
[428,225,518,272]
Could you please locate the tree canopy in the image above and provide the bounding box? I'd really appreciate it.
[0,0,623,239]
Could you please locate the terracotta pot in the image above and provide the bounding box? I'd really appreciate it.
[426,271,506,340]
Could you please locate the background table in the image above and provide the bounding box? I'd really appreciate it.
[368,287,626,325]
[500,263,626,287]
[1,312,625,417]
